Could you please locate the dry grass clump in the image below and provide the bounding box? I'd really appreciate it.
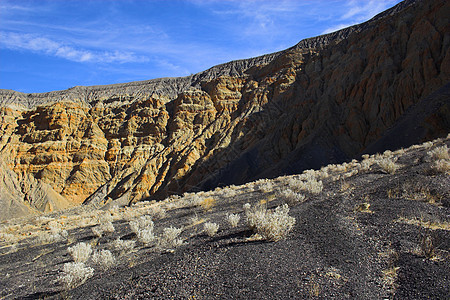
[427,145,449,160]
[200,197,216,212]
[377,158,400,174]
[68,242,92,263]
[243,203,296,241]
[285,175,323,194]
[92,249,115,269]
[433,159,450,173]
[259,181,274,193]
[0,232,19,244]
[226,213,240,228]
[158,226,183,249]
[91,221,115,237]
[59,262,94,289]
[113,238,135,252]
[382,267,400,288]
[149,205,167,220]
[129,215,155,244]
[203,222,219,237]
[278,189,305,206]
[38,220,68,243]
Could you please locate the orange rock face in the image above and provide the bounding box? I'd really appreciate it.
[0,0,448,219]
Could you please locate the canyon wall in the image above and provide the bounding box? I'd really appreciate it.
[0,0,448,220]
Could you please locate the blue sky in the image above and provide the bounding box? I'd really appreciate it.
[0,0,402,93]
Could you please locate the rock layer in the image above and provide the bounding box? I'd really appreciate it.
[0,0,449,220]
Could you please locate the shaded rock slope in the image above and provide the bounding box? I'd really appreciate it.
[0,136,448,299]
[0,0,449,220]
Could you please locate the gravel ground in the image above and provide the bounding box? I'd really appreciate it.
[0,138,449,299]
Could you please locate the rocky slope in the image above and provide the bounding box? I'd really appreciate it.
[0,136,448,299]
[0,0,449,220]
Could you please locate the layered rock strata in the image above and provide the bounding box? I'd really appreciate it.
[0,0,449,219]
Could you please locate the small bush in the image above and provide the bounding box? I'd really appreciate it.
[243,203,267,230]
[200,198,216,211]
[129,215,153,234]
[113,238,135,252]
[38,220,68,243]
[278,189,305,205]
[1,233,19,244]
[434,159,450,173]
[158,226,183,249]
[378,158,400,174]
[203,222,219,237]
[427,145,449,160]
[59,262,94,289]
[91,221,115,237]
[305,179,323,194]
[92,250,115,269]
[244,203,296,241]
[226,213,240,228]
[257,204,296,241]
[68,242,92,263]
[129,215,155,244]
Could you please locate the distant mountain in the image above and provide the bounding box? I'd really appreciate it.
[0,0,448,220]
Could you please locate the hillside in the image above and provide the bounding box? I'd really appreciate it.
[0,0,449,221]
[0,136,448,299]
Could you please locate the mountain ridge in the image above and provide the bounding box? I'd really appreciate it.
[0,0,448,220]
[0,0,417,109]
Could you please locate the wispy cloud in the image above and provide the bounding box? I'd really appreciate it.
[321,0,398,34]
[0,31,148,63]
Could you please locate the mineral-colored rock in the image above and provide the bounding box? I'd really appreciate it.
[0,0,448,220]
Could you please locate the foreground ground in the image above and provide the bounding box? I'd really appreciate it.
[0,136,449,299]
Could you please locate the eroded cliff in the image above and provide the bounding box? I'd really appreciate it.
[0,0,449,220]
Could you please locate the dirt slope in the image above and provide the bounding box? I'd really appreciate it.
[0,136,448,299]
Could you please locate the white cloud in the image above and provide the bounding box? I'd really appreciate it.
[321,23,356,34]
[342,0,396,21]
[0,31,148,63]
[321,0,398,34]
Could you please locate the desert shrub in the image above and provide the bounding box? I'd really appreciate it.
[129,215,153,233]
[150,205,166,219]
[91,250,115,269]
[285,176,323,194]
[360,158,375,171]
[91,221,115,237]
[68,242,92,263]
[138,228,155,245]
[0,233,19,244]
[226,213,240,228]
[158,226,183,249]
[259,181,273,193]
[200,198,216,211]
[303,179,323,194]
[203,222,219,237]
[427,145,449,160]
[129,215,155,244]
[434,159,450,173]
[377,158,400,174]
[38,220,68,243]
[59,262,94,289]
[245,203,295,241]
[243,203,267,230]
[113,238,135,252]
[278,189,305,205]
[422,141,433,148]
